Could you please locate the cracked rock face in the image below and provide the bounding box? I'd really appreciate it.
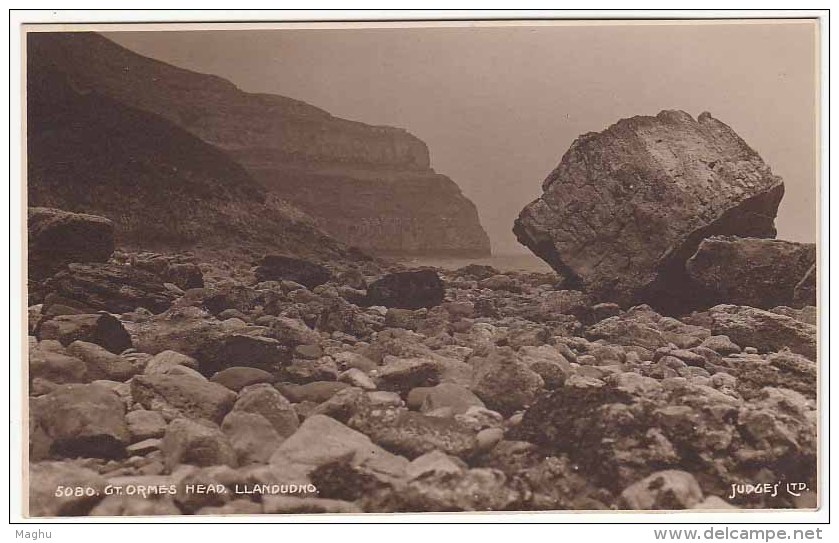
[514,110,784,313]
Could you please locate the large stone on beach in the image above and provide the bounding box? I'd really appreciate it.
[42,262,177,314]
[685,236,816,309]
[514,110,784,311]
[254,254,332,289]
[30,383,129,459]
[366,270,445,309]
[28,207,114,281]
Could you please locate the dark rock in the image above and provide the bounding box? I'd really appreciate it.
[28,207,114,281]
[514,110,784,312]
[131,374,237,423]
[366,270,445,309]
[685,236,816,309]
[254,254,332,289]
[30,383,129,459]
[42,263,177,314]
[37,313,132,354]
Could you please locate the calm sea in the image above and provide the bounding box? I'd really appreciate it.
[399,253,554,273]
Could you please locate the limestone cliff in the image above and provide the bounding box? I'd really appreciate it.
[28,32,490,257]
[27,44,355,263]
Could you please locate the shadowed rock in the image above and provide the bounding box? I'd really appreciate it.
[254,254,332,288]
[366,270,445,310]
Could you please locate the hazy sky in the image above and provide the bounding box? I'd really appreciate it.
[106,21,818,253]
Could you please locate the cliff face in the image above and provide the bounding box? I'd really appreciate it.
[27,44,354,263]
[28,32,490,257]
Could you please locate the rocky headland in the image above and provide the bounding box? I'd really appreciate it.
[27,32,490,257]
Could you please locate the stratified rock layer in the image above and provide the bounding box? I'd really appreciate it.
[27,36,353,262]
[514,110,784,312]
[28,32,490,257]
[28,207,114,281]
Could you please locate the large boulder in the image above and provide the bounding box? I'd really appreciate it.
[366,269,445,309]
[254,254,332,288]
[28,207,114,281]
[514,110,784,312]
[685,236,816,309]
[41,262,177,314]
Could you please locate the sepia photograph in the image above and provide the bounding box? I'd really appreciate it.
[16,13,824,521]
